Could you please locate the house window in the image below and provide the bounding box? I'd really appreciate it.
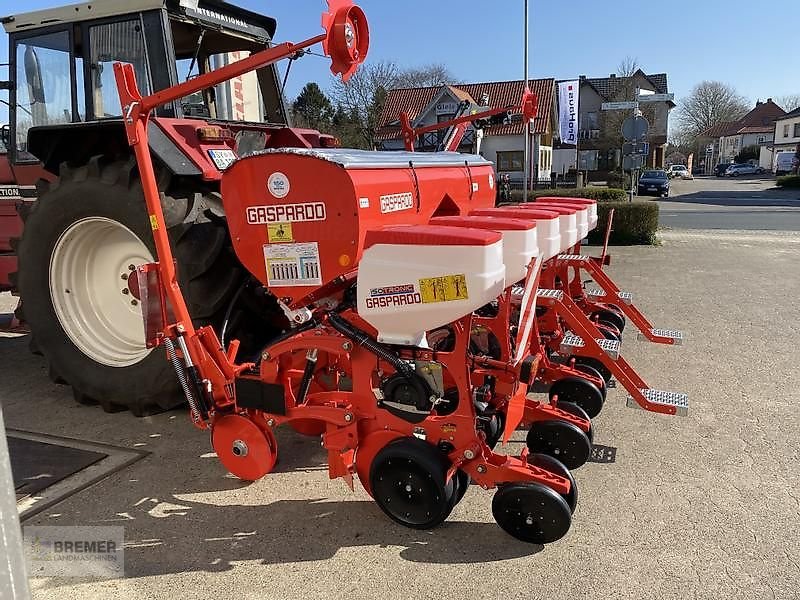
[757,135,766,144]
[785,124,791,138]
[496,151,524,171]
[794,123,800,138]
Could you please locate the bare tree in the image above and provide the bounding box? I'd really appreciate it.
[330,60,399,149]
[776,94,800,112]
[617,56,640,77]
[675,81,750,144]
[394,63,455,88]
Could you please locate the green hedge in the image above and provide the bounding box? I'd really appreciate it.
[508,187,628,202]
[589,201,659,245]
[777,175,800,188]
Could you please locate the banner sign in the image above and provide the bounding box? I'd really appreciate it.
[558,80,579,145]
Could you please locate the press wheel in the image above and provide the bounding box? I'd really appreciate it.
[526,419,591,469]
[571,356,612,384]
[593,308,625,333]
[553,400,593,442]
[527,452,578,513]
[369,437,454,529]
[492,482,572,544]
[549,375,604,419]
[572,363,607,400]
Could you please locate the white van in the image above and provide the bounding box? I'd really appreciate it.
[775,152,796,176]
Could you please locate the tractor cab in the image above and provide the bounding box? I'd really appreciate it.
[2,0,294,167]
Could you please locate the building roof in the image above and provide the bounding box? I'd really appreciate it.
[709,99,787,139]
[699,121,738,138]
[778,106,800,120]
[376,78,555,142]
[582,70,669,100]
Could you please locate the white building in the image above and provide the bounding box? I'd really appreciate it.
[770,107,800,172]
[375,79,556,182]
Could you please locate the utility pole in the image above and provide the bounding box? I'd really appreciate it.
[522,0,530,199]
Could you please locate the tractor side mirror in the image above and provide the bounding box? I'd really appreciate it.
[0,125,8,151]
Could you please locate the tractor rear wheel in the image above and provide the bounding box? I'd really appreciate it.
[16,157,241,415]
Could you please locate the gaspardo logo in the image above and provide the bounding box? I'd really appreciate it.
[246,202,327,225]
[380,192,414,214]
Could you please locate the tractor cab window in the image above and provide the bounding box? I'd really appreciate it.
[170,18,264,122]
[89,20,151,119]
[14,30,72,157]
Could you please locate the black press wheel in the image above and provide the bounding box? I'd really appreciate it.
[593,309,625,333]
[526,419,591,469]
[571,364,607,400]
[549,375,605,419]
[553,401,593,442]
[450,469,471,508]
[597,322,621,341]
[369,437,454,530]
[571,356,613,384]
[484,413,505,449]
[492,482,572,544]
[527,452,578,513]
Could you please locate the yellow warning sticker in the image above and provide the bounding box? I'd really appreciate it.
[149,215,159,231]
[267,222,293,243]
[419,274,469,303]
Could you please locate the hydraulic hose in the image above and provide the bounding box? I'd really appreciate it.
[327,313,413,377]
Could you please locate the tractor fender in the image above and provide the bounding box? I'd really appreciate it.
[27,120,202,178]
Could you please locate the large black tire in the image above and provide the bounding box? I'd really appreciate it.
[16,157,241,415]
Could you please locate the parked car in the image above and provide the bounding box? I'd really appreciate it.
[725,163,765,177]
[714,163,731,177]
[691,165,705,175]
[637,169,670,197]
[667,164,692,179]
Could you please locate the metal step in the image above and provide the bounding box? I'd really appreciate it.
[626,389,689,416]
[638,328,684,345]
[536,289,564,301]
[559,333,620,360]
[557,253,590,262]
[585,289,633,305]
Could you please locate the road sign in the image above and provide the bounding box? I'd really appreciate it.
[636,93,675,103]
[623,142,649,156]
[622,116,649,141]
[706,144,714,154]
[622,154,644,171]
[601,101,638,111]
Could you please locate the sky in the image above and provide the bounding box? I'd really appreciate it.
[1,0,799,122]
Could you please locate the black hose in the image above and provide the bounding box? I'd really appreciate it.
[327,313,413,377]
[220,278,248,350]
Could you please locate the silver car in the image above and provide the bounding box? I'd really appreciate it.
[725,163,765,177]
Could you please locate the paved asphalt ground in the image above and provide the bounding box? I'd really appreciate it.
[1,181,800,599]
[655,176,800,231]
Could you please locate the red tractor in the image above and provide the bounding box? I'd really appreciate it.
[0,0,345,414]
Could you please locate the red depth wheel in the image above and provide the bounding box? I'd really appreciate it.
[322,0,369,81]
[212,414,277,481]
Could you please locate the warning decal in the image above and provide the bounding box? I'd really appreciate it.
[264,242,322,287]
[267,222,293,243]
[418,274,469,303]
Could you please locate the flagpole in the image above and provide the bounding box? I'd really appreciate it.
[522,0,530,200]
